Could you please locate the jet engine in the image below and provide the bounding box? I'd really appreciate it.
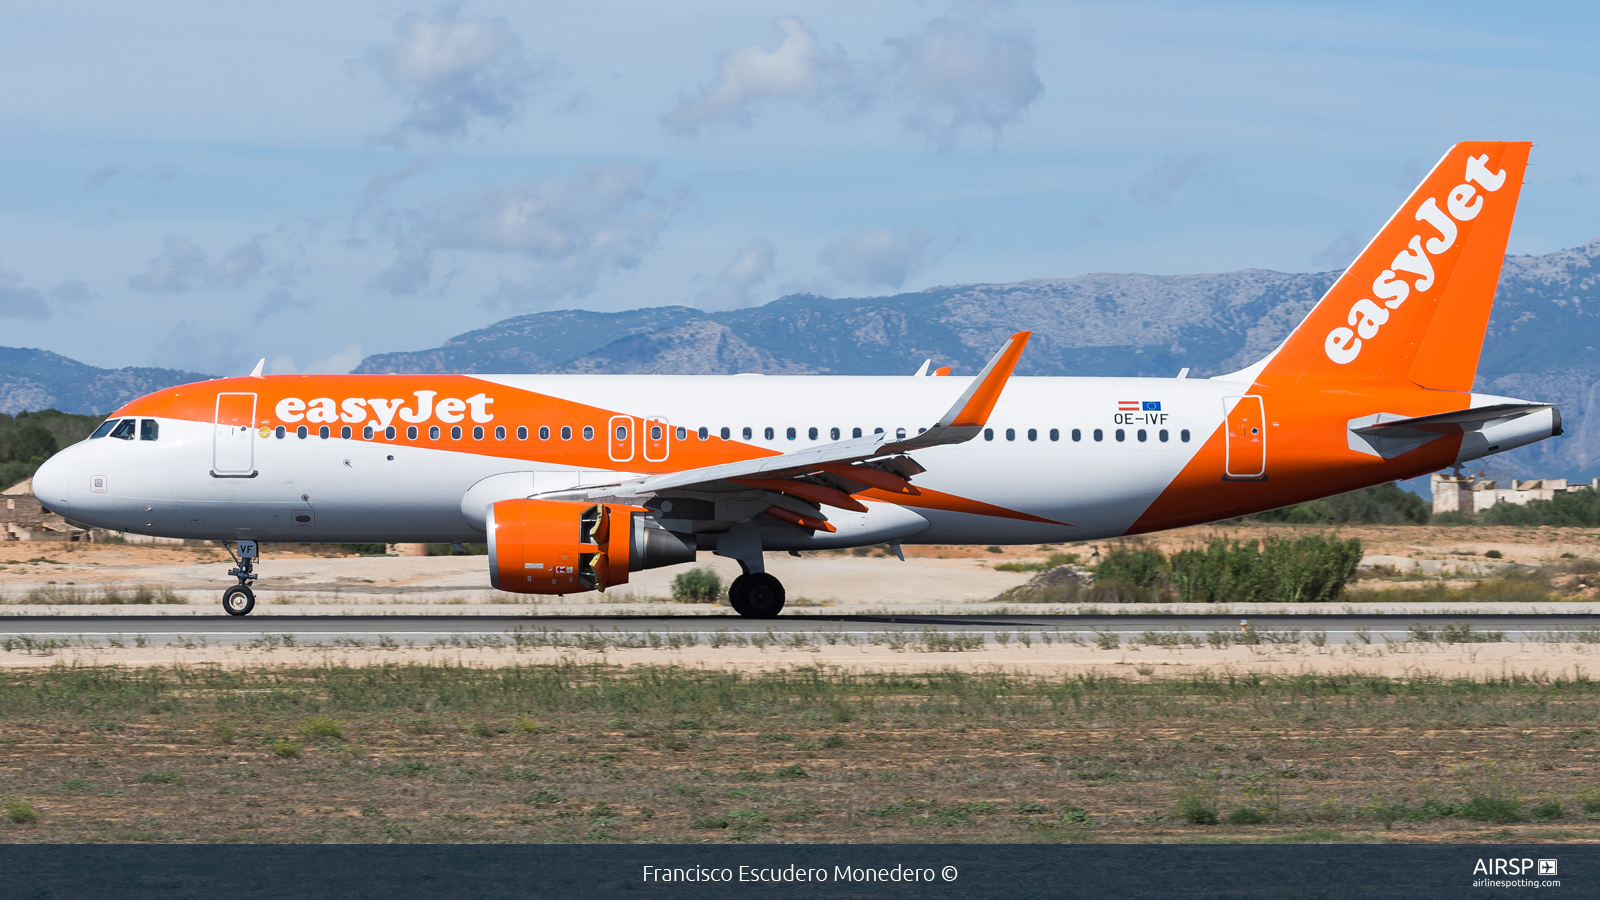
[486,499,696,594]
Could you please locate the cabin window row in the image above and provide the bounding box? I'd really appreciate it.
[981,427,1191,443]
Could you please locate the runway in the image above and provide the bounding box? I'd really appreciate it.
[3,613,1597,647]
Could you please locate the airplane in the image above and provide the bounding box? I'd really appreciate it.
[30,141,1559,617]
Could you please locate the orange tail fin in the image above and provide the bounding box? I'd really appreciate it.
[1247,141,1530,391]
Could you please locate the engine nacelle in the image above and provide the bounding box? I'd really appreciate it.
[486,499,696,594]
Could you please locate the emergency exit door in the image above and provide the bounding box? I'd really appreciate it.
[1223,395,1266,479]
[213,392,257,475]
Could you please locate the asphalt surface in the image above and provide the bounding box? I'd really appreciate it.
[2,613,1597,646]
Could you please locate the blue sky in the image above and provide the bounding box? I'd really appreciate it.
[1,0,1596,375]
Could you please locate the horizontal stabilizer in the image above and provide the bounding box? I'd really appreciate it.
[1348,402,1557,460]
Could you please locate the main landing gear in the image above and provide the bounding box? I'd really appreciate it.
[222,540,259,616]
[729,572,785,618]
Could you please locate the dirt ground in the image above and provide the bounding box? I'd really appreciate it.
[1,662,1596,845]
[3,524,1598,613]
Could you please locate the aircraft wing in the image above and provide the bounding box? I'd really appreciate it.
[554,332,1031,522]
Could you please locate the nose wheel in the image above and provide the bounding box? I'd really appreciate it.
[222,540,260,616]
[729,572,785,618]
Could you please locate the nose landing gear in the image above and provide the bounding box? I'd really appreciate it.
[222,540,259,616]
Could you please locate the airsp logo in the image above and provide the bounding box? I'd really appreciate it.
[1324,154,1507,365]
[1472,858,1552,876]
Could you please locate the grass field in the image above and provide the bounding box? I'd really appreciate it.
[2,663,1598,843]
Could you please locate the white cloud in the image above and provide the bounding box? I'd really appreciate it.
[1129,154,1209,207]
[663,17,857,135]
[211,237,267,289]
[368,11,552,146]
[48,280,93,306]
[887,3,1043,149]
[127,234,272,293]
[0,268,50,319]
[374,164,674,307]
[127,235,209,293]
[817,226,935,290]
[696,237,776,310]
[1311,230,1364,269]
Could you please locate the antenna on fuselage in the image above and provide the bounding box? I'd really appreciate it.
[249,358,265,378]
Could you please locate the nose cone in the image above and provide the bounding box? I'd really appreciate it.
[30,453,70,514]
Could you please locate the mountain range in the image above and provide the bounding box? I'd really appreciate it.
[5,237,1597,479]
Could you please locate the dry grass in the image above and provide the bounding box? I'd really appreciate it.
[1,663,1598,844]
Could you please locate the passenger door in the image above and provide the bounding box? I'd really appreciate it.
[1223,395,1266,480]
[213,393,257,475]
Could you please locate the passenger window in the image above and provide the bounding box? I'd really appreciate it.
[1093,429,1103,441]
[91,418,119,439]
[319,425,330,439]
[1071,428,1080,441]
[1004,428,1014,441]
[1159,429,1169,442]
[363,425,374,439]
[719,427,730,440]
[538,426,549,440]
[1137,429,1147,442]
[452,426,463,440]
[786,427,796,440]
[742,427,753,440]
[698,426,708,440]
[852,427,862,438]
[341,425,352,439]
[471,426,482,440]
[896,427,907,439]
[428,425,440,440]
[808,427,818,440]
[561,426,572,440]
[516,426,526,440]
[676,426,687,441]
[495,426,506,440]
[296,425,308,439]
[276,425,286,439]
[110,419,137,440]
[1050,428,1060,441]
[582,426,594,440]
[764,427,774,440]
[830,427,840,440]
[874,427,884,435]
[385,426,396,440]
[1181,429,1191,442]
[983,428,994,441]
[1027,428,1037,442]
[140,419,159,441]
[617,425,629,441]
[1115,429,1126,441]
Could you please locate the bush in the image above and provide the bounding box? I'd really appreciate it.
[1225,806,1269,825]
[298,716,344,740]
[1480,489,1600,526]
[3,797,40,824]
[671,568,723,604]
[1094,546,1165,588]
[271,741,301,759]
[1171,535,1362,603]
[1249,482,1430,525]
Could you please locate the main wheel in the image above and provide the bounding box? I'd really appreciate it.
[222,585,255,616]
[728,573,785,619]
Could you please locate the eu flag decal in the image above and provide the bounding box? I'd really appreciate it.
[1142,401,1161,411]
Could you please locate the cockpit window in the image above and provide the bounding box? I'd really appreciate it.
[140,419,159,441]
[109,419,137,441]
[90,418,120,439]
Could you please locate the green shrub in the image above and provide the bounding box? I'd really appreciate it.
[1480,489,1600,526]
[1175,781,1219,825]
[1461,795,1523,824]
[1171,535,1362,603]
[1249,482,1430,525]
[1226,806,1269,825]
[1095,546,1166,588]
[297,715,344,740]
[138,771,184,785]
[213,723,236,744]
[271,741,301,759]
[671,568,723,604]
[1531,800,1564,822]
[3,797,40,824]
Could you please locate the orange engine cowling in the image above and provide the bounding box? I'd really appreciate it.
[486,499,696,595]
